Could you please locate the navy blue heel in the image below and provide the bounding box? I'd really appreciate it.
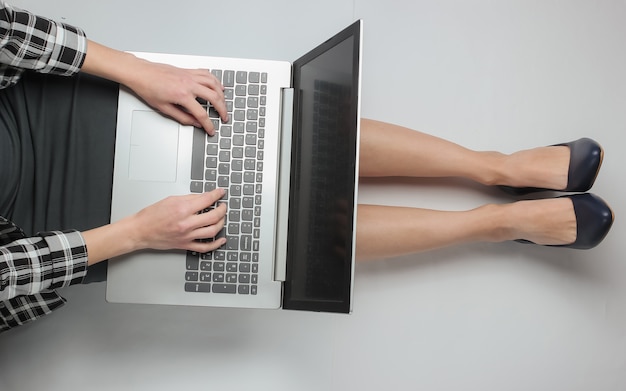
[515,193,614,250]
[499,138,603,195]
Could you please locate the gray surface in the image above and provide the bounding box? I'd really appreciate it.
[1,1,625,390]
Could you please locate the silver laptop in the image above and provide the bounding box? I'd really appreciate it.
[106,21,362,313]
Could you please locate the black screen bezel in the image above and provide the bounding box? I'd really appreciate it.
[282,21,362,313]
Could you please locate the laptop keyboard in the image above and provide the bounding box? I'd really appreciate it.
[185,69,268,295]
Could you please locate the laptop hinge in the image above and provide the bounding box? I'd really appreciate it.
[273,88,294,282]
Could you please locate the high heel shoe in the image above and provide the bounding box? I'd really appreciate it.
[499,138,604,196]
[515,193,614,250]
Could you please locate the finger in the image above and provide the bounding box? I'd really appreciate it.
[189,188,226,213]
[180,98,216,135]
[189,70,228,122]
[192,217,226,240]
[159,104,213,134]
[186,237,227,253]
[196,87,228,123]
[190,203,227,229]
[190,68,225,91]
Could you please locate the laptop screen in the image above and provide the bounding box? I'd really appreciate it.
[283,21,361,313]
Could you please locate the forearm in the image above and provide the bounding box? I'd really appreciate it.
[82,214,142,266]
[82,190,228,266]
[81,40,146,89]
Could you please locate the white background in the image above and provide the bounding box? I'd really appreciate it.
[1,1,625,390]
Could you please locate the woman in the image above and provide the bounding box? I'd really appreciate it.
[0,2,613,333]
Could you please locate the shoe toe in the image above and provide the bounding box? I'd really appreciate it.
[567,193,613,249]
[563,138,603,192]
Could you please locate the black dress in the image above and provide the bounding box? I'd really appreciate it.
[0,71,119,281]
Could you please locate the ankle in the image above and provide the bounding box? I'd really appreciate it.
[505,198,577,245]
[499,146,569,189]
[471,203,515,243]
[472,152,508,186]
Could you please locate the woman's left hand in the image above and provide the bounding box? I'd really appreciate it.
[128,61,229,135]
[81,40,228,135]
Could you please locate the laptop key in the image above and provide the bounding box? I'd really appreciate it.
[191,127,206,180]
[241,235,252,251]
[235,97,246,108]
[246,121,257,133]
[226,236,239,251]
[205,156,217,168]
[213,284,236,294]
[234,109,245,121]
[238,285,250,294]
[242,197,254,208]
[247,97,258,108]
[242,210,253,221]
[204,182,216,192]
[226,273,237,283]
[231,172,242,184]
[186,252,200,270]
[210,69,222,81]
[235,85,246,96]
[205,169,217,181]
[232,147,244,158]
[249,72,260,83]
[236,71,247,84]
[223,70,235,87]
[208,107,220,118]
[190,181,203,193]
[185,283,211,293]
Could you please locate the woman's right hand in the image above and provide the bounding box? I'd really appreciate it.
[132,188,227,253]
[83,188,227,266]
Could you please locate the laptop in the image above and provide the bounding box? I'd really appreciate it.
[106,21,362,313]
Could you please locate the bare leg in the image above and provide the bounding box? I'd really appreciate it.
[355,119,579,261]
[356,199,576,261]
[359,118,569,189]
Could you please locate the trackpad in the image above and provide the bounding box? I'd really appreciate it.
[129,111,179,182]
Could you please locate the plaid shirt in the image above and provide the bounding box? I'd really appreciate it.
[0,218,88,332]
[0,2,87,88]
[0,2,89,333]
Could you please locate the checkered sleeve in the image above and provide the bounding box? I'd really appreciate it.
[0,291,67,332]
[0,222,88,333]
[0,230,88,301]
[0,2,88,88]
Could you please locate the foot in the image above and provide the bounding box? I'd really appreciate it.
[499,145,570,190]
[505,198,577,246]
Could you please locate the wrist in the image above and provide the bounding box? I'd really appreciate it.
[82,215,145,266]
[82,40,146,89]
